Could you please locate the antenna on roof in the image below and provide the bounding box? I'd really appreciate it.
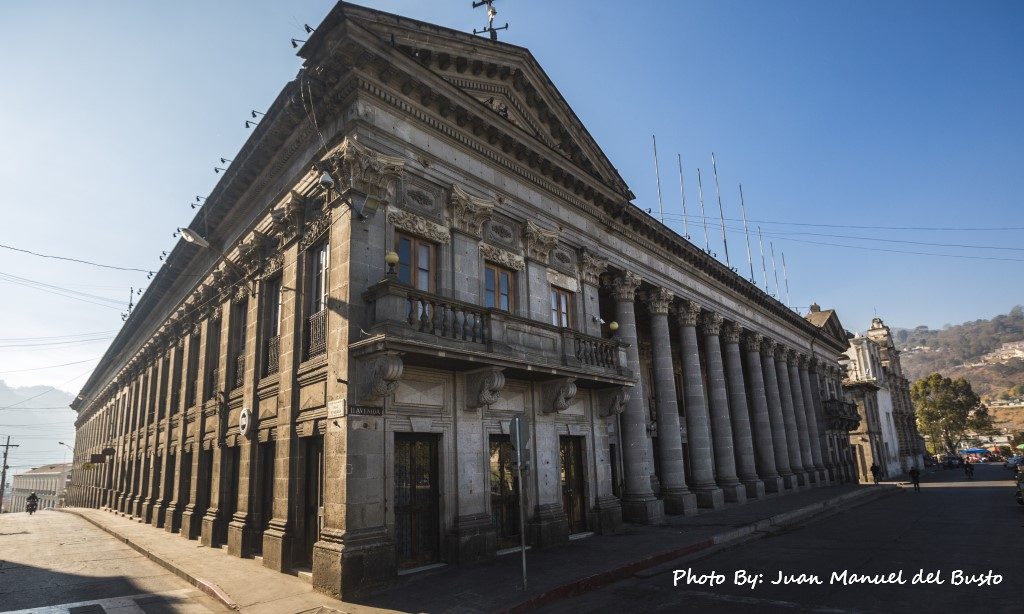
[757,225,769,290]
[739,183,754,284]
[711,152,730,266]
[652,135,665,224]
[677,154,689,238]
[696,168,711,253]
[770,240,780,298]
[472,1,508,41]
[781,251,792,310]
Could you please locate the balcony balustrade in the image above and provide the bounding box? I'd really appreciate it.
[306,309,328,359]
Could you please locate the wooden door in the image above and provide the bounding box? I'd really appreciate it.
[559,436,587,534]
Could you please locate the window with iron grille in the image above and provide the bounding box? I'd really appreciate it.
[262,276,282,376]
[306,242,329,359]
[231,300,248,390]
[204,318,222,401]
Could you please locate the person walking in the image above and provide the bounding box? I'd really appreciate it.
[908,466,921,492]
[870,463,881,485]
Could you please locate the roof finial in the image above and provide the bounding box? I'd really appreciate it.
[472,1,509,41]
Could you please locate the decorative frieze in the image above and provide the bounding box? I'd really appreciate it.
[479,242,525,271]
[387,207,451,244]
[450,184,495,238]
[523,220,559,263]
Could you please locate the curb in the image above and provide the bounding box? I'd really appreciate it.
[60,508,239,611]
[504,485,899,613]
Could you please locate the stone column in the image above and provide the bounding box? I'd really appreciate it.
[723,325,765,498]
[700,312,745,504]
[645,288,697,515]
[676,300,724,509]
[153,347,176,526]
[182,319,210,540]
[134,364,155,519]
[610,272,664,524]
[760,338,796,490]
[774,346,808,487]
[229,291,262,558]
[165,331,192,532]
[786,353,818,486]
[800,358,829,484]
[201,299,232,548]
[452,368,501,560]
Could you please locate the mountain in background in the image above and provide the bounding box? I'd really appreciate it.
[0,380,77,481]
[894,306,1024,400]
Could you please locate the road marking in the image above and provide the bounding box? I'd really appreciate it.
[2,588,202,614]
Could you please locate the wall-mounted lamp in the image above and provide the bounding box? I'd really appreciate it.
[245,120,259,129]
[608,321,619,332]
[214,166,227,174]
[385,251,400,276]
[291,38,306,48]
[591,316,607,325]
[251,110,264,119]
[177,228,254,296]
[220,157,232,164]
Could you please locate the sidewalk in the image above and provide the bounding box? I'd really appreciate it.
[64,482,898,613]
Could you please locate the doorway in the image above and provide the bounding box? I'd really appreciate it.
[255,441,276,556]
[559,436,587,534]
[394,433,440,569]
[298,436,324,567]
[489,435,520,549]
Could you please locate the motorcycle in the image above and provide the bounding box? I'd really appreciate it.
[26,500,38,515]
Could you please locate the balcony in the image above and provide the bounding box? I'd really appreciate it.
[263,335,280,376]
[233,354,245,390]
[306,309,328,359]
[357,278,632,385]
[823,399,860,432]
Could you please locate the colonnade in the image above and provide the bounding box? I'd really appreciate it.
[611,272,838,521]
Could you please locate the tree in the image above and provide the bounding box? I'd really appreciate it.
[911,373,985,456]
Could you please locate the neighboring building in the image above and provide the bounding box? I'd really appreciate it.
[66,3,855,599]
[8,463,71,512]
[842,318,925,480]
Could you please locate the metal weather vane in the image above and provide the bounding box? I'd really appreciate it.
[473,0,509,41]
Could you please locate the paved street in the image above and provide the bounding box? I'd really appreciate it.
[543,464,1021,613]
[0,510,221,613]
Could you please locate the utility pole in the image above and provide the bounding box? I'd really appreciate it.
[0,435,19,513]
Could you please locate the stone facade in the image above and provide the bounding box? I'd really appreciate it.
[66,3,856,599]
[842,317,925,480]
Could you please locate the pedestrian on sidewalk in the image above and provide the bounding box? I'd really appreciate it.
[870,463,881,485]
[908,466,921,492]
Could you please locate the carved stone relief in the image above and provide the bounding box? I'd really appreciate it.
[523,220,560,263]
[450,184,495,238]
[465,366,505,410]
[479,242,526,271]
[387,208,451,244]
[541,377,578,414]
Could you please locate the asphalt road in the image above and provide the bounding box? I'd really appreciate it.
[543,463,1022,613]
[0,509,221,613]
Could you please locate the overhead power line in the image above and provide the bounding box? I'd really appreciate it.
[0,357,100,374]
[0,242,153,273]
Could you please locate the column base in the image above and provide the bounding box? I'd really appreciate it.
[814,468,830,484]
[163,503,183,533]
[261,522,294,572]
[622,496,665,525]
[780,473,799,491]
[447,512,496,564]
[151,503,167,528]
[693,486,725,509]
[792,471,810,488]
[312,527,395,601]
[528,503,569,548]
[227,516,259,558]
[661,488,698,516]
[760,476,784,494]
[142,501,156,524]
[200,510,224,548]
[718,482,747,504]
[180,505,203,540]
[592,496,623,534]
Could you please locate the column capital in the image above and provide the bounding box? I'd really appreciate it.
[742,330,763,352]
[775,345,793,364]
[608,271,642,301]
[673,299,702,327]
[759,335,777,356]
[722,321,743,344]
[644,287,674,315]
[806,355,820,371]
[700,311,723,336]
[796,353,810,369]
[579,248,609,286]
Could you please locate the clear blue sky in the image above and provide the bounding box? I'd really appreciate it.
[0,0,1021,405]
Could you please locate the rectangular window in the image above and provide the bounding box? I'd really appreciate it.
[396,233,435,292]
[484,263,514,311]
[262,276,282,376]
[550,286,574,328]
[231,300,248,390]
[309,242,329,314]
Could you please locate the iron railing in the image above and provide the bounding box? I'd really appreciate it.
[232,354,245,390]
[204,367,219,401]
[306,309,328,359]
[263,335,280,376]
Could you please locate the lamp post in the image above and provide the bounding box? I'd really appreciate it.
[385,251,400,277]
[58,441,73,508]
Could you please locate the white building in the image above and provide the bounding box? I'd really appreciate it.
[8,463,71,512]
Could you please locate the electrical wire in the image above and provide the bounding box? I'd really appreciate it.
[0,242,153,273]
[0,357,100,374]
[0,330,119,342]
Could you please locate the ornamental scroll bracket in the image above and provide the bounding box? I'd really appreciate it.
[541,377,578,414]
[450,184,496,238]
[597,386,629,418]
[465,366,505,411]
[359,352,404,405]
[270,191,306,244]
[320,136,405,218]
[523,220,560,264]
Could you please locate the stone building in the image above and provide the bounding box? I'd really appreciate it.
[8,463,71,512]
[67,3,855,599]
[842,317,924,480]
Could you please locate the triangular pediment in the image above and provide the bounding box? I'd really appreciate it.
[319,3,633,200]
[807,309,850,351]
